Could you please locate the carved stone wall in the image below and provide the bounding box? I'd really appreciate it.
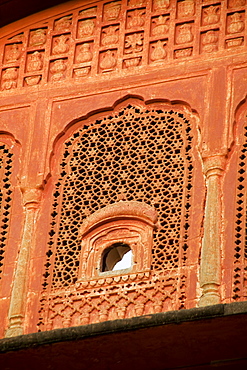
[0,0,246,89]
[37,102,202,330]
[0,0,247,337]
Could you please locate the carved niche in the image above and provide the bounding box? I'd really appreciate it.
[78,201,158,281]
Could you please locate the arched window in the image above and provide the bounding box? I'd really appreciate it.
[101,243,132,272]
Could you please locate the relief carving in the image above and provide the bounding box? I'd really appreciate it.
[127,9,145,29]
[203,6,220,25]
[177,0,195,18]
[79,7,97,17]
[227,13,244,34]
[50,59,67,81]
[103,2,121,21]
[78,19,95,38]
[125,33,144,54]
[152,16,169,37]
[1,67,18,90]
[99,50,117,71]
[25,75,41,86]
[74,67,91,77]
[201,30,218,53]
[128,0,146,5]
[5,44,21,64]
[54,16,72,32]
[228,0,245,7]
[76,43,93,63]
[26,51,43,72]
[52,35,70,55]
[176,24,193,44]
[225,37,243,48]
[153,0,170,11]
[29,29,46,47]
[101,25,119,46]
[174,47,192,58]
[150,40,167,62]
[124,57,141,68]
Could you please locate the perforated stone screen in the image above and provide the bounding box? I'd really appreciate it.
[43,104,193,290]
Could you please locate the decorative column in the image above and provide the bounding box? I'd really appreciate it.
[199,155,226,306]
[5,187,42,337]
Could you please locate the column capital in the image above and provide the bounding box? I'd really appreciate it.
[21,186,43,208]
[202,155,227,178]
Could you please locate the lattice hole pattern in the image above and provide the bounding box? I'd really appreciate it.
[233,120,247,301]
[0,144,13,280]
[44,105,193,290]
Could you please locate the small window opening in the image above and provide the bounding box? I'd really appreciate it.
[101,243,132,272]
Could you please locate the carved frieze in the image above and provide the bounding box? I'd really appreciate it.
[0,0,247,89]
[50,59,67,81]
[1,67,18,90]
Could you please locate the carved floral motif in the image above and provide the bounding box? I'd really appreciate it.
[54,16,72,32]
[52,35,70,55]
[101,26,119,46]
[76,43,93,63]
[79,7,97,17]
[5,44,21,64]
[177,0,195,18]
[29,29,46,47]
[100,50,117,71]
[74,67,91,77]
[127,9,145,29]
[203,6,220,25]
[228,0,245,7]
[152,16,169,36]
[50,59,67,81]
[125,33,144,53]
[26,51,43,72]
[103,2,121,22]
[227,13,244,34]
[153,0,170,11]
[78,19,95,38]
[176,24,193,44]
[150,40,167,62]
[174,47,192,58]
[225,37,243,48]
[202,30,218,53]
[25,75,41,86]
[124,57,141,68]
[1,67,18,90]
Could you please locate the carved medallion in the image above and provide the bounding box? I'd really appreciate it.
[29,29,46,47]
[5,44,21,64]
[153,0,170,11]
[125,33,144,54]
[78,19,95,38]
[76,43,93,63]
[150,40,167,62]
[201,30,218,53]
[101,25,119,46]
[52,35,70,55]
[127,9,145,29]
[54,16,72,32]
[103,2,121,22]
[177,0,195,18]
[26,51,43,72]
[1,67,18,90]
[176,24,193,44]
[100,50,117,71]
[50,59,67,81]
[202,6,220,25]
[227,13,244,34]
[152,16,169,36]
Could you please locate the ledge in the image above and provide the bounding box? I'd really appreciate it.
[1,301,247,354]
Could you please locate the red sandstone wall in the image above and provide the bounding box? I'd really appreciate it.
[0,0,247,337]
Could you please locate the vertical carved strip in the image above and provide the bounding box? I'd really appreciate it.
[199,155,226,306]
[5,187,42,337]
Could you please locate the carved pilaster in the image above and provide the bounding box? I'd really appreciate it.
[199,155,226,307]
[5,187,42,337]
